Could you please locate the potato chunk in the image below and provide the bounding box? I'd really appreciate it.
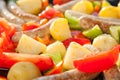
[50,18,72,41]
[16,34,46,54]
[63,42,91,70]
[7,62,41,80]
[17,0,42,14]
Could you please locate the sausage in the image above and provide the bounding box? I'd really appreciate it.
[12,18,57,42]
[66,10,120,33]
[79,16,120,33]
[0,0,24,25]
[34,69,99,80]
[7,0,40,22]
[103,65,120,80]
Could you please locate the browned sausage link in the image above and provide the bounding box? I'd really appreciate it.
[7,0,40,22]
[104,65,120,80]
[12,18,57,42]
[79,16,120,33]
[34,69,99,80]
[65,10,120,33]
[0,0,24,25]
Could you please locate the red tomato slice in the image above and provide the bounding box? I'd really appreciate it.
[74,45,120,73]
[63,38,91,48]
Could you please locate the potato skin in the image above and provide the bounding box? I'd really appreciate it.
[7,62,41,80]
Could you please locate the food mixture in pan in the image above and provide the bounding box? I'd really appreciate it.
[0,0,120,80]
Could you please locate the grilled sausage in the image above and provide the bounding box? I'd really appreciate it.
[7,0,40,22]
[79,16,120,33]
[66,10,120,33]
[104,65,120,80]
[0,0,24,25]
[34,69,99,80]
[12,18,57,42]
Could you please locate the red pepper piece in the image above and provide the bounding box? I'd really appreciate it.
[71,30,86,38]
[0,18,16,37]
[63,38,91,48]
[53,0,70,5]
[0,52,54,71]
[74,45,120,73]
[0,32,15,52]
[22,22,40,31]
[42,0,49,10]
[0,76,6,80]
[44,61,63,75]
[39,8,64,20]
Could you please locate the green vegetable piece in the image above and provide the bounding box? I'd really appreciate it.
[109,26,120,43]
[83,25,103,40]
[64,11,82,30]
[43,53,62,65]
[116,54,120,67]
[93,1,101,7]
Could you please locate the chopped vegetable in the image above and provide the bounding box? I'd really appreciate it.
[39,8,64,20]
[71,30,85,38]
[22,21,40,31]
[7,62,41,80]
[0,18,16,52]
[101,0,111,8]
[99,6,119,18]
[74,45,120,73]
[44,61,63,75]
[50,18,72,41]
[43,53,61,65]
[53,0,70,5]
[63,38,91,48]
[109,26,120,43]
[82,25,103,40]
[0,18,16,37]
[42,0,49,10]
[71,0,94,14]
[93,1,101,13]
[63,42,91,70]
[0,76,6,80]
[0,32,15,52]
[64,11,82,30]
[92,34,118,51]
[16,0,42,14]
[0,52,54,71]
[16,34,47,55]
[44,41,66,59]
